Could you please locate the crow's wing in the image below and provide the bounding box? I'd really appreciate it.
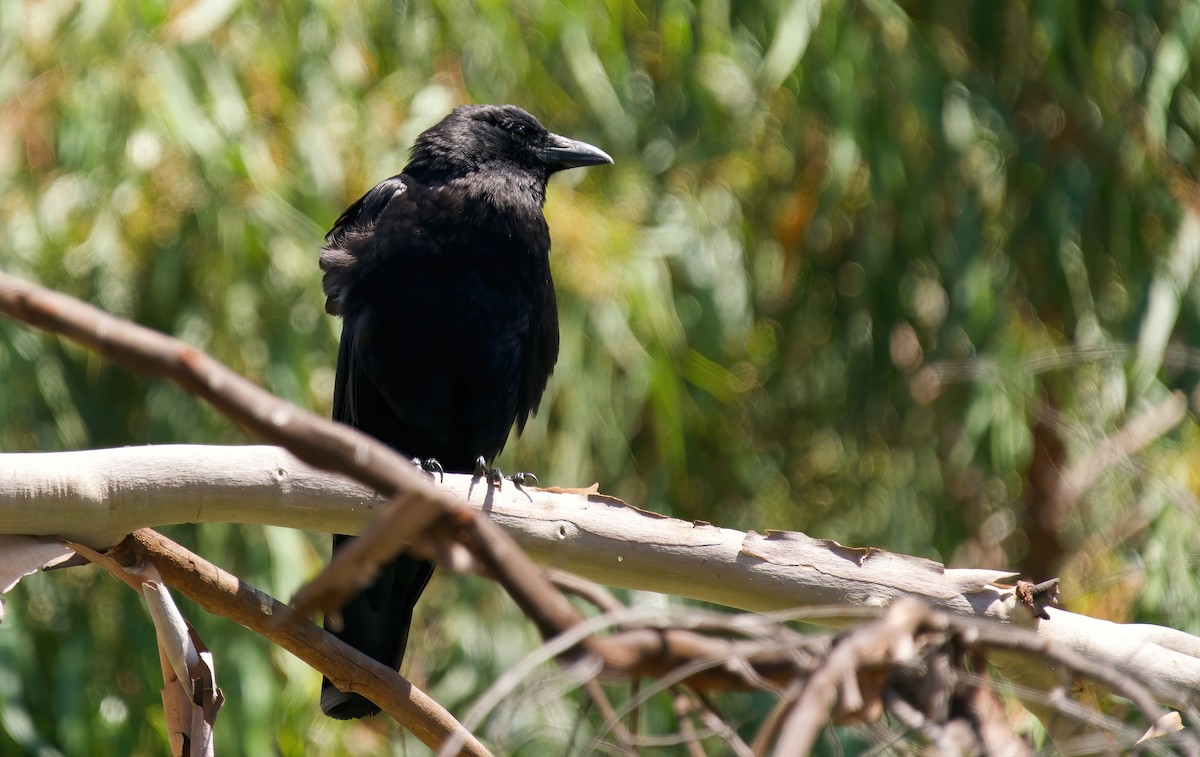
[319,175,408,317]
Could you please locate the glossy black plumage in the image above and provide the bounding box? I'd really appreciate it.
[318,104,611,719]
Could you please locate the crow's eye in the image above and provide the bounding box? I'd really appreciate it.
[508,123,528,138]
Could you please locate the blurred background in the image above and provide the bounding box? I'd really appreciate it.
[3,0,1200,753]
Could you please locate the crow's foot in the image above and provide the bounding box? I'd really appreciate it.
[413,457,444,483]
[508,471,538,486]
[473,456,504,488]
[472,457,538,488]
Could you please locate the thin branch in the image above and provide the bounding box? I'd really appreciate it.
[881,690,943,747]
[965,620,1199,750]
[674,694,708,757]
[955,667,1173,753]
[65,540,144,592]
[772,598,931,756]
[453,500,594,652]
[546,568,626,616]
[583,680,637,757]
[750,680,802,756]
[289,486,444,620]
[1054,390,1188,507]
[675,688,754,757]
[628,678,641,747]
[110,528,492,757]
[958,651,1032,756]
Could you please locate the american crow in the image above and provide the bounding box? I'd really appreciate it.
[317,104,612,719]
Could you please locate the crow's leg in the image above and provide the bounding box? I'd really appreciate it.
[474,457,541,488]
[508,471,538,486]
[473,456,504,487]
[412,457,445,482]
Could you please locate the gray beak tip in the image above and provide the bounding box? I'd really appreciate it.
[546,135,614,170]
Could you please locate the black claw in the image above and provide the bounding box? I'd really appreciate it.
[473,456,505,488]
[425,458,445,482]
[413,457,444,482]
[509,471,538,486]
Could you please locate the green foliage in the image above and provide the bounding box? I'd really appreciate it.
[4,0,1200,752]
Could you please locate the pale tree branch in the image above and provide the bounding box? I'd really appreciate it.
[2,444,1199,704]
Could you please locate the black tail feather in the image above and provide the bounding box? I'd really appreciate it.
[320,534,435,719]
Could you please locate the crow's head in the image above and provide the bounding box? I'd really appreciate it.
[406,104,612,183]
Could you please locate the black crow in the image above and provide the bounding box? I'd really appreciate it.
[317,104,612,719]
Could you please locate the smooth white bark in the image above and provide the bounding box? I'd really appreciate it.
[2,444,1197,700]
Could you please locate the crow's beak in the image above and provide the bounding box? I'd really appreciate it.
[545,134,614,171]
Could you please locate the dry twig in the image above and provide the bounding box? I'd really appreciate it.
[111,529,491,757]
[772,598,931,755]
